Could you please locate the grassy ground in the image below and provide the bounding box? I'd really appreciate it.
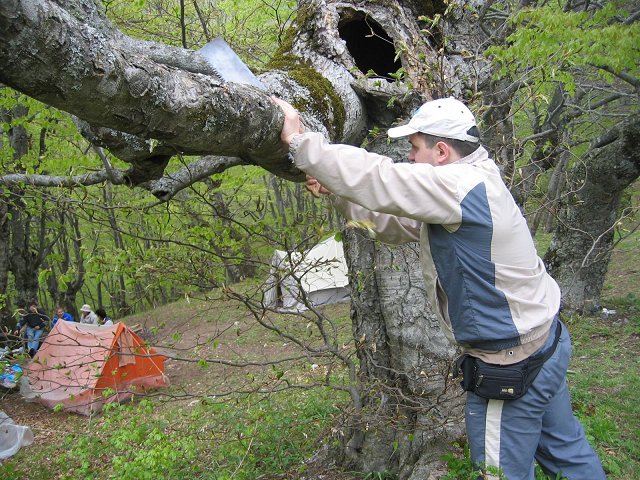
[0,294,354,480]
[1,235,638,479]
[566,297,640,479]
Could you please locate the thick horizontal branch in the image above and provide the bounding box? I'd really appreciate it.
[75,118,178,164]
[590,63,640,91]
[0,0,301,181]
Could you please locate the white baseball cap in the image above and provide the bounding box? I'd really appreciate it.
[80,304,92,312]
[388,97,479,142]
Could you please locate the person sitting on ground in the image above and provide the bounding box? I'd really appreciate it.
[95,308,114,326]
[51,306,75,329]
[78,304,98,325]
[13,301,49,357]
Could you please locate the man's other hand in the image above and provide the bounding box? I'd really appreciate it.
[306,175,331,197]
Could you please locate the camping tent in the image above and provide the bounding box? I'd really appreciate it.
[23,320,168,415]
[264,236,350,312]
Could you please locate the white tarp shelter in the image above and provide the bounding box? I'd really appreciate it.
[264,236,350,312]
[0,411,33,460]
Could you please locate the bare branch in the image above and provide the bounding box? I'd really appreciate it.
[0,171,119,188]
[192,0,211,41]
[623,8,640,25]
[143,155,246,201]
[0,155,246,200]
[92,146,119,184]
[590,63,640,91]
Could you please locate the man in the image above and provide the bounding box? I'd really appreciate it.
[14,301,49,356]
[272,96,605,479]
[79,304,98,325]
[51,306,75,328]
[95,308,114,326]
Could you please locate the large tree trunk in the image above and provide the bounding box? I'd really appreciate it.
[0,190,10,324]
[545,114,640,313]
[284,3,480,474]
[4,104,52,308]
[339,225,463,478]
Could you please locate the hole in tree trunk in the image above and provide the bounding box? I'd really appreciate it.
[338,13,401,81]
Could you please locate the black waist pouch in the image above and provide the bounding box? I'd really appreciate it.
[454,322,562,400]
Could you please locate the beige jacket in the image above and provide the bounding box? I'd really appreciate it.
[290,132,561,364]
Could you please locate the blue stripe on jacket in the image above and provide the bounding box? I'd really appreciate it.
[428,183,522,350]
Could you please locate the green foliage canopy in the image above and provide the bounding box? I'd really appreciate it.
[487,3,639,95]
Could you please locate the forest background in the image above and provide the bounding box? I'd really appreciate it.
[0,0,638,478]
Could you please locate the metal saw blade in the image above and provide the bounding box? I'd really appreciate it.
[198,37,266,90]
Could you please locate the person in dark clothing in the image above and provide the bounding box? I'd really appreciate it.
[95,308,114,326]
[14,302,49,356]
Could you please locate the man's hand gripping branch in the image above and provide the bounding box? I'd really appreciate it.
[272,96,331,198]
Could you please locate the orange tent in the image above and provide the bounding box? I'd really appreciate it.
[24,320,168,415]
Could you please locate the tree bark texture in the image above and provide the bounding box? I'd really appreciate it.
[545,114,640,313]
[0,191,10,323]
[0,0,294,183]
[340,228,463,479]
[3,105,52,309]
